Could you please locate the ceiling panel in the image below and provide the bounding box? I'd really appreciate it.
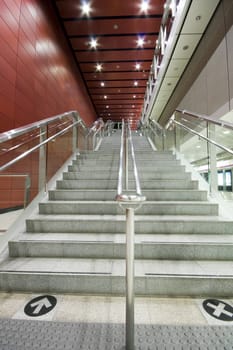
[53,0,165,125]
[80,62,151,72]
[71,35,157,50]
[64,18,161,36]
[56,0,165,18]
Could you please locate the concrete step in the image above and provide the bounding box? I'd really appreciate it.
[9,233,233,260]
[69,164,187,173]
[73,159,181,166]
[56,179,198,190]
[49,189,208,201]
[77,153,176,160]
[26,214,233,235]
[0,257,233,296]
[39,201,218,216]
[63,171,191,181]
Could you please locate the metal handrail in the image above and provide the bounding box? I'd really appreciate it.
[85,118,105,151]
[115,119,145,350]
[173,119,233,156]
[0,119,81,173]
[0,110,81,143]
[176,109,233,131]
[116,120,145,201]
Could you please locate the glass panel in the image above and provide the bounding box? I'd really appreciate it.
[0,129,40,211]
[46,117,73,183]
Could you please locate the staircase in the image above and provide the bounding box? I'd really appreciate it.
[1,131,233,297]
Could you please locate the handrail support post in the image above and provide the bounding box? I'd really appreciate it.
[38,125,47,192]
[126,206,135,350]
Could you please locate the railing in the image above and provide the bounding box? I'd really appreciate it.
[115,120,145,350]
[0,111,100,211]
[166,109,233,192]
[85,118,105,151]
[144,119,165,151]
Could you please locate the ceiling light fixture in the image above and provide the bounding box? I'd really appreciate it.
[104,95,107,99]
[89,38,98,50]
[80,1,92,16]
[137,36,145,48]
[134,81,138,86]
[135,63,141,70]
[100,82,105,87]
[133,95,136,98]
[96,63,102,71]
[140,0,149,13]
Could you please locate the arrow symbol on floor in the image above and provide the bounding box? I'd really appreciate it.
[30,297,52,314]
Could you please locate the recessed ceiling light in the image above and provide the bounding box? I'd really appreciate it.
[113,24,118,30]
[89,37,98,49]
[96,63,102,71]
[137,36,145,48]
[140,0,149,13]
[133,95,136,98]
[135,63,141,70]
[104,95,107,99]
[80,1,92,16]
[106,105,109,109]
[134,81,138,86]
[100,82,105,87]
[223,130,230,134]
[116,65,120,69]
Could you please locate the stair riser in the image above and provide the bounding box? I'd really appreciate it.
[48,190,208,201]
[73,160,181,166]
[26,219,233,235]
[0,273,232,297]
[56,180,198,190]
[9,242,233,260]
[39,203,218,216]
[76,155,176,161]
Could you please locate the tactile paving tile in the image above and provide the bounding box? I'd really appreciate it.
[0,319,233,349]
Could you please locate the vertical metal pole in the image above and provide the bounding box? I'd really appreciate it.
[38,126,47,192]
[24,175,31,208]
[208,123,218,193]
[125,127,129,190]
[72,113,78,154]
[126,207,135,350]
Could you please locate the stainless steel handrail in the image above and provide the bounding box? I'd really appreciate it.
[0,110,80,143]
[176,109,233,131]
[0,120,81,172]
[173,119,233,156]
[116,121,145,201]
[85,118,104,151]
[115,120,145,350]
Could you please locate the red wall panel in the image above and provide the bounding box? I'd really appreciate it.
[0,0,96,133]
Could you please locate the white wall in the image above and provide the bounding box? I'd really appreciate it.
[178,23,233,121]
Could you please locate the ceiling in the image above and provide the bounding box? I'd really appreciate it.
[53,0,166,128]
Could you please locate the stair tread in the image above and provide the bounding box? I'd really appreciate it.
[41,200,216,205]
[1,257,233,277]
